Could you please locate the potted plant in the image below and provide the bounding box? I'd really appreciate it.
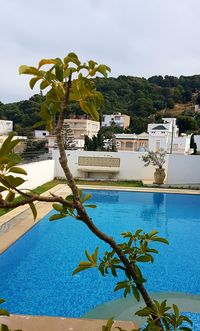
[141,149,166,185]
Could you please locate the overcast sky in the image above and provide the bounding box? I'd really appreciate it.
[1,0,200,103]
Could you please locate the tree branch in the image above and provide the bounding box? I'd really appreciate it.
[0,194,74,210]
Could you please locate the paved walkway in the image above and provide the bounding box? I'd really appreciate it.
[0,315,137,331]
[0,184,71,253]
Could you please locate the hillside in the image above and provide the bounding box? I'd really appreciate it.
[1,74,200,135]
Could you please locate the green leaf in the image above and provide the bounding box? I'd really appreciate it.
[52,204,63,212]
[79,261,92,267]
[136,255,153,263]
[4,175,25,188]
[72,264,93,275]
[0,309,9,316]
[29,76,41,89]
[114,281,127,292]
[148,230,159,237]
[92,247,99,263]
[151,236,169,244]
[181,316,193,325]
[102,317,114,331]
[0,132,15,157]
[0,299,5,304]
[82,193,92,203]
[135,307,152,317]
[88,60,97,69]
[55,64,63,82]
[18,65,39,75]
[9,166,27,175]
[85,250,93,263]
[95,64,111,77]
[32,121,46,129]
[179,328,192,331]
[7,153,22,164]
[5,191,15,202]
[49,213,66,221]
[40,80,50,90]
[64,52,80,66]
[173,304,179,317]
[132,286,140,302]
[84,204,96,208]
[1,324,9,331]
[12,176,26,187]
[38,59,57,69]
[29,202,37,221]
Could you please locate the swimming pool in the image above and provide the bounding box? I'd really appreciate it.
[0,190,200,319]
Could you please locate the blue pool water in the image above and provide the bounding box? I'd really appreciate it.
[0,190,200,319]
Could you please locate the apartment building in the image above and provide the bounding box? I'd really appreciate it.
[64,118,100,139]
[101,113,130,129]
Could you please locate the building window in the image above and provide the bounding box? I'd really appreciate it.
[156,141,160,152]
[126,142,133,148]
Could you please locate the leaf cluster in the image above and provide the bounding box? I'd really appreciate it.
[136,300,192,331]
[73,229,168,302]
[19,53,111,130]
[141,150,166,169]
[50,189,96,221]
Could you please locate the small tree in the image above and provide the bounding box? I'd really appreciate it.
[62,123,76,150]
[141,150,166,169]
[141,150,166,185]
[0,54,192,331]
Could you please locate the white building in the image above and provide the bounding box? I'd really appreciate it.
[101,113,130,129]
[0,120,13,135]
[64,118,100,139]
[34,130,49,139]
[114,133,148,152]
[148,118,192,154]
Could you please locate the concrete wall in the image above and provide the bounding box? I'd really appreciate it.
[14,151,199,186]
[52,150,168,181]
[19,160,55,190]
[194,135,200,151]
[167,154,200,185]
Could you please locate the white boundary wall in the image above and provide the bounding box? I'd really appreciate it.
[17,153,200,186]
[52,150,168,181]
[19,160,55,190]
[167,154,200,185]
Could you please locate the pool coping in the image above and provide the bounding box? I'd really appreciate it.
[0,183,200,254]
[0,315,137,331]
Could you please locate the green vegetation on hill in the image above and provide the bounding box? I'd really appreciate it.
[1,74,200,135]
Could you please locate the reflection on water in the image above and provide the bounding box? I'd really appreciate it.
[153,193,164,208]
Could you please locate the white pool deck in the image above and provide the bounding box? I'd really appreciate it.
[0,183,200,330]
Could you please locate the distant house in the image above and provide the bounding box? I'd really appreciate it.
[148,118,192,154]
[194,104,200,113]
[0,120,13,135]
[34,130,49,139]
[114,132,148,152]
[47,117,100,151]
[101,113,130,129]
